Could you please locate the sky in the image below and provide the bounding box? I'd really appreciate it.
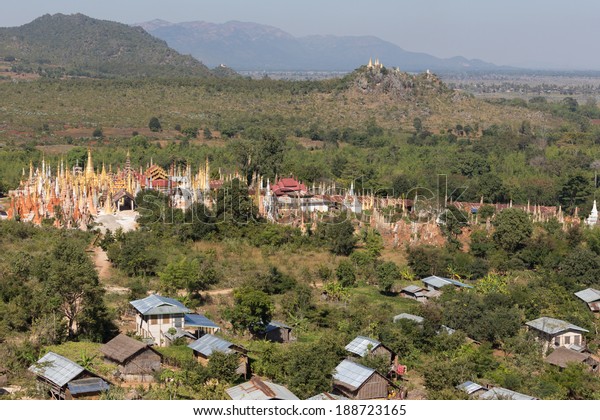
[1,0,599,70]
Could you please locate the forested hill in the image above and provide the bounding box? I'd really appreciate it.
[0,14,215,78]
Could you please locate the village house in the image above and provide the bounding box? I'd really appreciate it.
[183,313,221,336]
[525,316,589,352]
[544,347,599,372]
[307,392,349,400]
[345,336,396,364]
[393,313,425,324]
[188,334,250,378]
[421,275,472,291]
[479,386,537,400]
[130,294,192,347]
[399,284,440,302]
[29,352,109,400]
[332,359,400,400]
[226,377,299,400]
[574,288,600,314]
[100,334,162,382]
[456,381,488,398]
[260,321,295,344]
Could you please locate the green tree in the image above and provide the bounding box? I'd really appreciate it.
[158,257,199,295]
[559,173,592,211]
[438,205,468,246]
[207,351,241,383]
[149,116,162,132]
[37,240,108,339]
[320,215,357,256]
[376,261,400,294]
[215,178,258,227]
[492,208,533,253]
[363,228,384,259]
[226,287,273,335]
[336,259,357,288]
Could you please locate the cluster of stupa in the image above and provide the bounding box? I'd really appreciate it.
[367,57,384,70]
[6,149,215,228]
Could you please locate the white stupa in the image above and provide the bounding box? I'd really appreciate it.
[586,200,598,226]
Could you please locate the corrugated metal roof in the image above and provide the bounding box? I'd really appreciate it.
[333,359,375,390]
[574,288,600,303]
[226,377,299,400]
[29,352,84,387]
[164,328,196,341]
[345,336,381,357]
[132,294,192,315]
[130,294,192,316]
[526,317,589,335]
[184,314,220,330]
[307,392,349,400]
[440,325,456,335]
[393,313,424,324]
[67,377,109,395]
[265,321,292,333]
[479,387,537,400]
[422,275,472,289]
[188,334,234,357]
[456,381,487,395]
[402,285,424,294]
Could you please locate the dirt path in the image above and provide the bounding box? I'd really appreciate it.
[204,288,233,296]
[92,246,113,282]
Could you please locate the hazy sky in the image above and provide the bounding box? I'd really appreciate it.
[2,0,599,70]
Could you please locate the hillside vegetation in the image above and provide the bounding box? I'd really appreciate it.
[0,14,214,78]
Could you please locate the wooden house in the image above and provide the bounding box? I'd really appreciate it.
[544,347,599,372]
[525,317,589,352]
[399,285,440,302]
[226,377,299,400]
[100,334,162,382]
[332,359,398,400]
[261,321,294,344]
[29,352,109,400]
[188,335,249,378]
[345,336,396,364]
[574,288,600,314]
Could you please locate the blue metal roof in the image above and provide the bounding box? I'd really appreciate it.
[130,294,192,316]
[67,377,109,395]
[333,359,375,390]
[29,352,84,387]
[188,334,234,356]
[184,314,220,330]
[345,336,381,357]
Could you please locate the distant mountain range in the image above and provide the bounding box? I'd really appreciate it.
[136,19,513,73]
[0,14,218,78]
